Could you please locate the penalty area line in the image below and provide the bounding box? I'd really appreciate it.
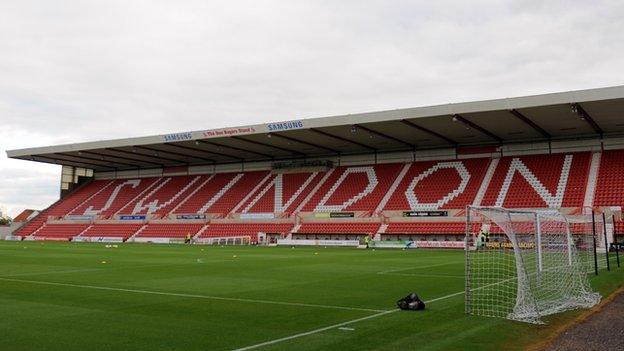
[0,277,384,313]
[231,289,466,351]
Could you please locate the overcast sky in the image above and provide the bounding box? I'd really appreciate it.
[1,0,623,217]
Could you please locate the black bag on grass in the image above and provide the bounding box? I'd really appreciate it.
[397,293,425,311]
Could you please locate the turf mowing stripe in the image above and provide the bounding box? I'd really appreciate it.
[232,276,521,350]
[232,309,399,351]
[0,277,385,313]
[0,261,194,277]
[231,290,467,351]
[386,273,463,278]
[376,261,461,274]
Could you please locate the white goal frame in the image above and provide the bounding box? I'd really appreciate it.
[465,206,601,324]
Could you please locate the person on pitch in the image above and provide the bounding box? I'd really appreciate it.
[185,232,192,244]
[364,235,370,249]
[405,239,414,249]
[476,228,490,249]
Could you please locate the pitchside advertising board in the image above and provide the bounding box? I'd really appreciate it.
[131,237,185,244]
[120,215,146,220]
[314,212,355,218]
[402,211,448,217]
[65,215,96,220]
[240,213,275,219]
[73,237,124,243]
[176,214,206,220]
[370,240,464,249]
[277,239,360,247]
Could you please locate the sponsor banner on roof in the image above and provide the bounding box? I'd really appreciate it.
[266,120,304,132]
[201,126,257,138]
[163,132,193,142]
[402,211,448,217]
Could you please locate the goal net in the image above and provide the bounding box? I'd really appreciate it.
[566,210,611,273]
[465,206,600,324]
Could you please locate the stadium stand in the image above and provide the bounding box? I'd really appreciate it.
[12,150,624,242]
[593,150,624,207]
[32,223,89,240]
[15,182,108,237]
[117,175,203,215]
[135,223,205,238]
[174,171,269,215]
[7,86,624,247]
[81,223,144,240]
[239,172,323,214]
[480,153,590,208]
[382,158,490,211]
[301,164,404,212]
[70,178,160,217]
[385,222,466,235]
[199,223,293,241]
[297,222,381,234]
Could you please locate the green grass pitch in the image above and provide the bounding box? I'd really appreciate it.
[1,241,622,350]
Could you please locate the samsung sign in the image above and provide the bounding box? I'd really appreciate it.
[267,120,304,132]
[163,132,193,142]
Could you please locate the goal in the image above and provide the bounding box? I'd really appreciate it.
[465,206,601,324]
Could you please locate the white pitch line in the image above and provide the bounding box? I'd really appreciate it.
[231,289,466,351]
[0,277,384,313]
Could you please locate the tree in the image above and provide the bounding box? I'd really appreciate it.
[0,217,12,226]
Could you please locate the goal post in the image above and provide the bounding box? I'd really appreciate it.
[465,206,601,324]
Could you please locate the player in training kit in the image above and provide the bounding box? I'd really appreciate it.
[476,229,490,249]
